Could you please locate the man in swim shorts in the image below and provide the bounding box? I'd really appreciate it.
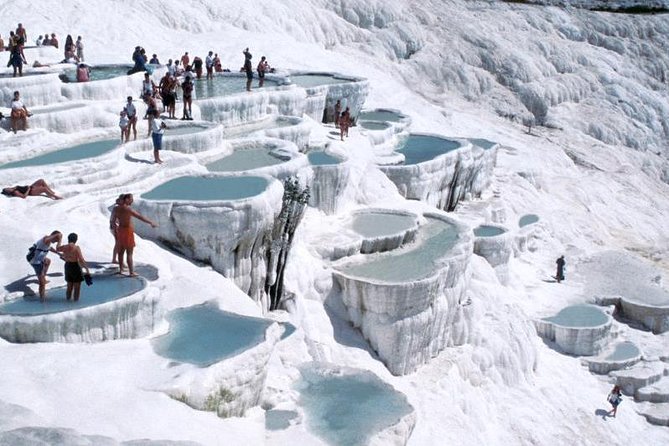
[57,233,90,301]
[115,193,158,277]
[28,230,62,302]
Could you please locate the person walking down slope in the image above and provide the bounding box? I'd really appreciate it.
[555,255,565,283]
[607,385,622,417]
[57,233,90,302]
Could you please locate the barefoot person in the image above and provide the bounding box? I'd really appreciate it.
[242,48,253,92]
[151,110,167,163]
[256,56,270,88]
[607,385,623,417]
[116,193,158,277]
[28,231,62,302]
[123,96,138,141]
[2,179,62,200]
[10,90,31,133]
[57,233,90,301]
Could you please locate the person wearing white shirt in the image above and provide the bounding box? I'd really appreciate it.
[150,111,167,164]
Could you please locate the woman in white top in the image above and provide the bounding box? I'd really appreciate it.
[10,90,30,133]
[150,110,167,164]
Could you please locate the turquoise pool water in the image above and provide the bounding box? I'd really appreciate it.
[0,139,118,169]
[206,148,286,172]
[339,218,460,282]
[351,212,416,238]
[469,138,497,150]
[308,151,342,166]
[265,410,298,431]
[193,76,278,98]
[61,65,133,82]
[604,342,640,361]
[519,214,539,228]
[141,175,269,201]
[359,121,391,131]
[0,275,145,316]
[358,110,404,123]
[396,135,461,165]
[151,302,272,367]
[166,125,213,136]
[296,366,412,446]
[474,225,506,237]
[289,74,350,87]
[543,304,609,327]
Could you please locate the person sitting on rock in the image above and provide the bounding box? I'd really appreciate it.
[9,90,31,133]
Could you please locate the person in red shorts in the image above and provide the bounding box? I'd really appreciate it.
[115,193,158,277]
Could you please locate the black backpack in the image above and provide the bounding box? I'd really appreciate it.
[26,244,37,262]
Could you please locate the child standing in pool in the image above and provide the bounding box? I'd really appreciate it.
[57,233,90,302]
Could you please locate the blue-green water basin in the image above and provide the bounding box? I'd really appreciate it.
[338,218,460,282]
[359,121,391,131]
[474,225,506,237]
[469,138,497,150]
[542,305,609,328]
[308,151,342,166]
[61,64,134,82]
[296,365,412,446]
[151,302,272,367]
[206,148,286,172]
[0,275,145,316]
[519,214,539,228]
[140,175,269,201]
[289,74,352,88]
[194,76,279,98]
[351,212,416,238]
[604,342,641,361]
[358,110,405,123]
[396,134,462,165]
[0,139,118,170]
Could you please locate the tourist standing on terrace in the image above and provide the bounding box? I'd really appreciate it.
[334,99,342,128]
[205,51,214,79]
[28,231,62,302]
[180,51,190,68]
[57,233,90,302]
[181,75,194,120]
[123,96,138,141]
[242,48,253,92]
[555,255,565,283]
[193,55,203,79]
[151,110,167,164]
[76,36,84,62]
[115,194,158,277]
[257,56,270,88]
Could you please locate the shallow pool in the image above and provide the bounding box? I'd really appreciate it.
[469,138,497,150]
[474,225,506,237]
[296,365,412,446]
[359,121,391,131]
[519,214,539,228]
[543,304,609,328]
[265,410,298,431]
[61,64,133,82]
[166,124,214,136]
[604,342,640,361]
[151,302,272,367]
[351,212,416,238]
[289,74,351,87]
[140,175,269,201]
[339,218,459,282]
[193,76,278,98]
[308,151,342,166]
[0,139,119,170]
[206,148,286,172]
[358,109,405,123]
[396,134,461,165]
[0,275,145,316]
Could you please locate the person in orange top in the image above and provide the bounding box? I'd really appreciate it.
[114,194,158,277]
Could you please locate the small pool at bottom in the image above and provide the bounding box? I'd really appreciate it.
[0,275,145,316]
[151,302,273,367]
[395,134,462,165]
[543,304,609,328]
[140,175,269,201]
[474,225,506,237]
[0,139,119,170]
[295,364,412,446]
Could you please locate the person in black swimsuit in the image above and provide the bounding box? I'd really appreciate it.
[242,48,253,92]
[2,179,61,199]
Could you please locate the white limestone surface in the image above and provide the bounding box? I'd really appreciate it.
[611,360,667,396]
[133,176,284,306]
[332,213,474,375]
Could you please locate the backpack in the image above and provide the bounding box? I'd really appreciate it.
[26,244,37,262]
